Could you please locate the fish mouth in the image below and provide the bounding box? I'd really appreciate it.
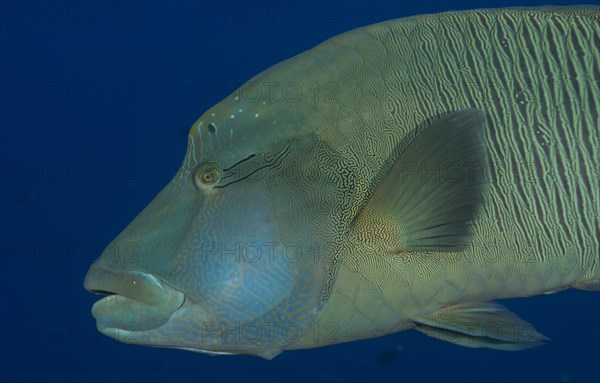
[84,262,186,334]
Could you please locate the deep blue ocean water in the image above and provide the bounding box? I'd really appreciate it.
[1,1,599,382]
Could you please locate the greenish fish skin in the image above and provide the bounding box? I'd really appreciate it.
[84,7,600,359]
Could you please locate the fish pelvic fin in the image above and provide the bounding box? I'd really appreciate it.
[413,302,549,351]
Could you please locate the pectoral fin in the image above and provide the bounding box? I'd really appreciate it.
[413,302,549,351]
[351,109,488,253]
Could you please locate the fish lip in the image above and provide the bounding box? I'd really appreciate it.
[85,264,187,334]
[84,262,168,305]
[90,293,185,333]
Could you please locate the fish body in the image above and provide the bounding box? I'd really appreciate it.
[85,7,599,359]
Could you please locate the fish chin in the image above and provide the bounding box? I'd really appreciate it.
[103,301,285,359]
[93,298,195,347]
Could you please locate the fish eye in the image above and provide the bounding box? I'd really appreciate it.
[193,162,222,190]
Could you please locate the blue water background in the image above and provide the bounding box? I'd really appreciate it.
[1,1,598,382]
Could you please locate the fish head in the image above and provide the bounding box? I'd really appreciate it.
[84,91,338,359]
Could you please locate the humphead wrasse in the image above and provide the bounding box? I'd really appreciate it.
[84,7,600,359]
